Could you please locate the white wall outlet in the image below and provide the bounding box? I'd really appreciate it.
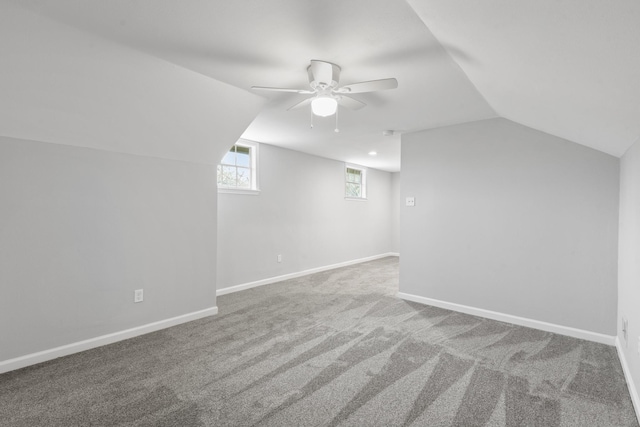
[277,254,282,263]
[134,289,143,303]
[406,197,415,207]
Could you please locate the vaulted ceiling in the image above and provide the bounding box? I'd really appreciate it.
[15,0,640,171]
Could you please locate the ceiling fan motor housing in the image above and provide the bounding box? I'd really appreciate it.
[308,61,341,90]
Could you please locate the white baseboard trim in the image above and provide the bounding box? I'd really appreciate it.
[217,252,399,296]
[616,336,640,423]
[0,306,218,375]
[397,292,615,346]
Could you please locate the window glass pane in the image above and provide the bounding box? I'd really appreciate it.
[220,165,237,186]
[346,182,361,198]
[236,146,251,167]
[236,167,251,188]
[221,150,236,165]
[217,142,258,191]
[236,145,250,155]
[346,168,361,184]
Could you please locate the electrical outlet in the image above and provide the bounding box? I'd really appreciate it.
[622,316,628,345]
[134,289,144,303]
[406,197,415,207]
[277,254,282,263]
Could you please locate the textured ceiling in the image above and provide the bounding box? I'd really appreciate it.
[14,0,640,170]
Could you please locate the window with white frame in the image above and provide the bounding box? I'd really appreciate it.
[345,164,367,199]
[217,140,259,192]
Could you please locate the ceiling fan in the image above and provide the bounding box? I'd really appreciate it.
[251,60,398,125]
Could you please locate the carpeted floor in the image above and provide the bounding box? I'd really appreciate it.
[1,257,638,426]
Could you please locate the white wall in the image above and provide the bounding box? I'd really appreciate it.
[618,137,640,405]
[0,4,264,368]
[0,137,218,360]
[217,143,394,290]
[390,172,401,253]
[400,118,619,336]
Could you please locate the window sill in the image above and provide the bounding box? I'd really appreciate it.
[345,197,368,202]
[218,188,261,195]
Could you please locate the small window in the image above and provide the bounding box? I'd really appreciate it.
[345,164,367,199]
[217,140,259,193]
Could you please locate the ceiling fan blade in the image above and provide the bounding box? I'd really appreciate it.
[309,60,338,87]
[335,78,398,94]
[337,95,366,111]
[251,86,313,94]
[286,97,313,111]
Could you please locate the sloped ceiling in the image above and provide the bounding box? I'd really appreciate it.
[408,0,640,158]
[13,0,640,170]
[0,3,266,165]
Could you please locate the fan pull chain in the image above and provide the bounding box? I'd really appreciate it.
[334,106,340,133]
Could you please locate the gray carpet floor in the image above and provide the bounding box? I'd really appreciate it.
[1,257,638,426]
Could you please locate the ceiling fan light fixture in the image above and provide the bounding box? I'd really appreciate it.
[311,96,338,117]
[252,60,398,126]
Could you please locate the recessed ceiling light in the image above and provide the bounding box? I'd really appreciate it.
[368,151,377,156]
